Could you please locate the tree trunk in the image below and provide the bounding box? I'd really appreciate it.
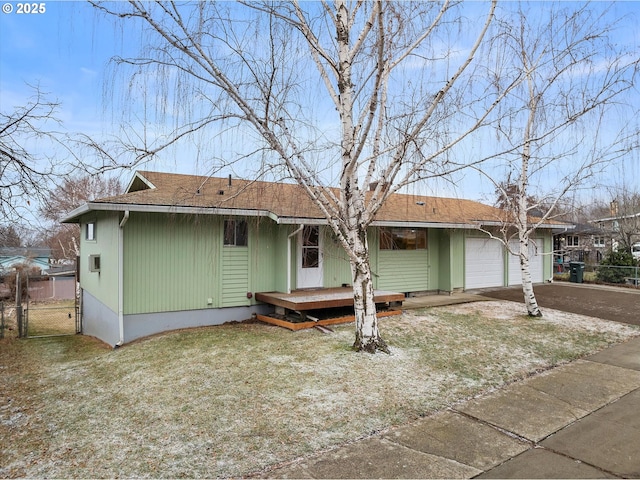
[518,76,542,318]
[348,226,389,354]
[518,234,542,317]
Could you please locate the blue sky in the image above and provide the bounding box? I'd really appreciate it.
[1,1,639,208]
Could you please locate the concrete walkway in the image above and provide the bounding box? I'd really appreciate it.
[261,294,640,479]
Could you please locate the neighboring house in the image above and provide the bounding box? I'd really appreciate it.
[0,247,51,275]
[62,171,562,347]
[553,223,611,268]
[591,211,640,253]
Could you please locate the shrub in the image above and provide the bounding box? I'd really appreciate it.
[3,263,41,302]
[596,248,635,284]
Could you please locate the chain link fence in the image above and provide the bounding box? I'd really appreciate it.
[0,272,79,338]
[25,301,78,337]
[556,263,639,288]
[592,264,639,288]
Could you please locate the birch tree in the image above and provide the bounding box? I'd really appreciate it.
[91,1,512,352]
[478,3,638,316]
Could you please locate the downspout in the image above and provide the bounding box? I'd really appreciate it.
[287,224,304,294]
[116,210,130,347]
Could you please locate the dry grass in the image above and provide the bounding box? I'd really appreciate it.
[1,301,638,478]
[25,300,76,337]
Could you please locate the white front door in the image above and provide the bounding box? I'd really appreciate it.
[297,225,323,289]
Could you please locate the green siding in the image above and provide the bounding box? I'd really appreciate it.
[123,213,220,314]
[434,230,450,292]
[450,230,465,290]
[369,228,380,289]
[222,247,250,306]
[80,212,120,313]
[249,222,279,297]
[321,227,352,287]
[274,226,294,293]
[428,229,441,290]
[93,210,553,314]
[377,249,429,292]
[542,232,552,281]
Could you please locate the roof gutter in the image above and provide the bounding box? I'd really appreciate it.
[115,210,130,347]
[475,221,574,229]
[61,202,276,224]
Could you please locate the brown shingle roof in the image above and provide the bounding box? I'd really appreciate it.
[84,170,556,228]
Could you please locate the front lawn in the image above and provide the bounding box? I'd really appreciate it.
[1,301,637,478]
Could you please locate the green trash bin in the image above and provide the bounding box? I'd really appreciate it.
[569,262,585,283]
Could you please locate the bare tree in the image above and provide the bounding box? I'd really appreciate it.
[91,0,518,352]
[0,225,22,248]
[476,3,638,316]
[40,175,123,262]
[0,85,71,221]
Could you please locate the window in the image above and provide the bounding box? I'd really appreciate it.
[223,219,248,246]
[593,236,605,247]
[302,225,320,268]
[380,227,427,250]
[89,254,101,272]
[566,235,579,247]
[86,222,96,241]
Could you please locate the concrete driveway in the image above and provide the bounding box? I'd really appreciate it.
[482,282,640,326]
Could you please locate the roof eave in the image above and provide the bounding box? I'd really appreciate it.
[61,202,279,223]
[591,212,640,222]
[371,220,477,229]
[477,220,572,229]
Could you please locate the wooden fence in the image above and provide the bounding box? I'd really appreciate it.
[28,277,76,301]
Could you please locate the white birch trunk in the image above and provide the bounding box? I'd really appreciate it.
[348,226,389,353]
[518,79,542,317]
[517,232,542,317]
[333,0,386,353]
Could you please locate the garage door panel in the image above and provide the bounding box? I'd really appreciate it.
[508,239,543,285]
[465,237,504,289]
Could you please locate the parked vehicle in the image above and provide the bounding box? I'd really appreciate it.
[632,242,640,261]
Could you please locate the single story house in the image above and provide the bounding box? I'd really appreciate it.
[0,247,51,275]
[62,171,561,347]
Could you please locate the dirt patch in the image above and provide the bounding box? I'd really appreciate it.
[483,283,640,326]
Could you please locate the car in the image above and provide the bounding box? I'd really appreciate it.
[632,242,640,261]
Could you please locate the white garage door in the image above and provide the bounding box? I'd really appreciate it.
[508,238,544,285]
[465,237,504,289]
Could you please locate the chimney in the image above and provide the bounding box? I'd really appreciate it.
[610,199,618,216]
[228,174,232,188]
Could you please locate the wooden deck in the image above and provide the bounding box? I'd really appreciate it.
[255,287,404,311]
[254,288,404,331]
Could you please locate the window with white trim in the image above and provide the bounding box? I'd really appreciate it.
[223,219,248,246]
[566,235,579,247]
[593,236,605,247]
[86,222,96,241]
